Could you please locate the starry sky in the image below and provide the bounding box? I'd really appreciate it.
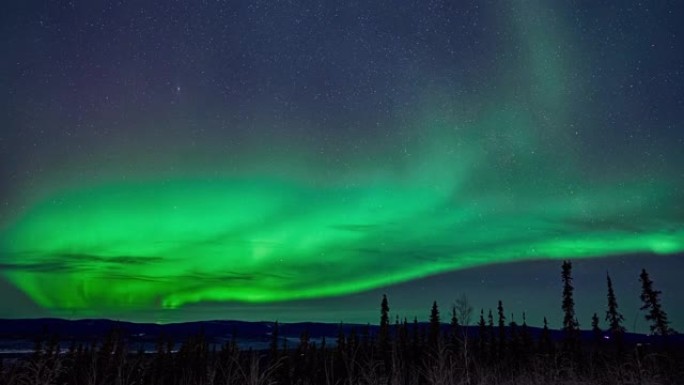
[1,1,683,331]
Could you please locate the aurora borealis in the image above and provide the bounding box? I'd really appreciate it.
[1,1,683,329]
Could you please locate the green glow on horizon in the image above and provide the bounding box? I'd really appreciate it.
[2,172,682,312]
[1,1,683,315]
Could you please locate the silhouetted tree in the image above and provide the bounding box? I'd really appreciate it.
[605,273,626,349]
[561,261,579,353]
[639,269,673,336]
[361,323,372,354]
[391,316,400,362]
[334,323,346,381]
[379,294,390,353]
[487,310,494,332]
[449,305,460,348]
[411,316,420,349]
[398,317,409,352]
[520,312,533,360]
[454,294,473,383]
[428,301,440,347]
[591,313,602,345]
[293,329,311,384]
[487,309,496,359]
[477,309,488,360]
[508,313,519,360]
[539,317,553,354]
[455,294,473,327]
[497,300,506,356]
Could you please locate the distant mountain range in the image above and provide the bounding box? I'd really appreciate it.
[0,318,680,353]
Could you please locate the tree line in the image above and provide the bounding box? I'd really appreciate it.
[0,261,681,385]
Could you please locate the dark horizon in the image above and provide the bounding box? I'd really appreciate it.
[2,255,682,333]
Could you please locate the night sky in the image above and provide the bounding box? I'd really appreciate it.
[1,1,683,331]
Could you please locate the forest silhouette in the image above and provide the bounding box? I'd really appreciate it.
[0,261,681,385]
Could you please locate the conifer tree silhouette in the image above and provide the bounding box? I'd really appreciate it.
[520,312,532,361]
[508,313,519,360]
[412,316,420,347]
[605,273,626,349]
[477,309,487,360]
[379,294,390,355]
[428,301,440,347]
[639,269,673,336]
[561,260,579,353]
[450,305,460,348]
[497,300,506,356]
[399,317,409,352]
[487,309,495,359]
[591,313,602,345]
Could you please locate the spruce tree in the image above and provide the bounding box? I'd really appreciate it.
[379,294,390,353]
[487,310,495,359]
[605,273,625,342]
[639,269,673,336]
[477,309,486,333]
[561,260,579,351]
[450,305,460,347]
[429,301,441,347]
[497,300,506,356]
[540,317,553,354]
[508,313,519,359]
[521,312,532,357]
[399,318,409,352]
[591,313,602,345]
[362,323,371,352]
[477,309,487,360]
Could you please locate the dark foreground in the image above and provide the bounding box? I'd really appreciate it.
[1,323,683,385]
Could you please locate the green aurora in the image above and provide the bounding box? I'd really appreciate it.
[2,170,683,312]
[1,1,683,316]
